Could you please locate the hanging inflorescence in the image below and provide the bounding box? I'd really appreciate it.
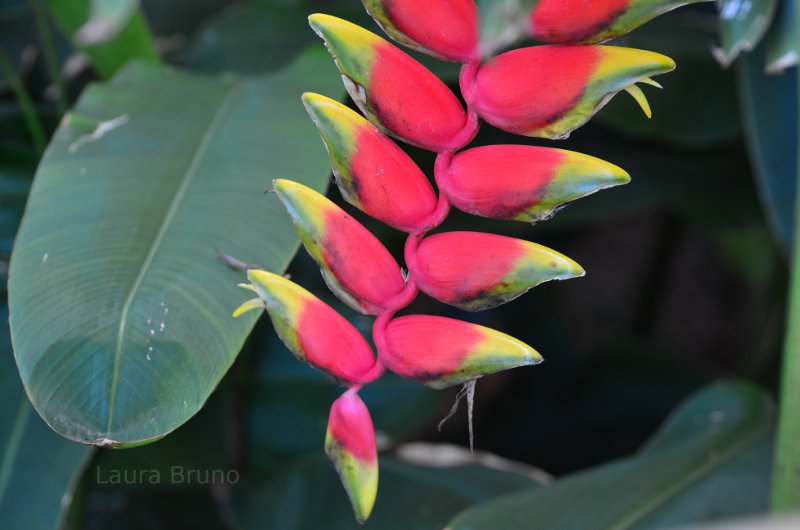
[235,0,701,522]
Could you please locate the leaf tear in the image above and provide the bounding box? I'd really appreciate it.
[68,114,129,153]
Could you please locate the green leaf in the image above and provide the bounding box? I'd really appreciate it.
[766,0,800,73]
[8,49,343,446]
[680,513,800,530]
[75,0,141,46]
[715,0,779,67]
[0,305,93,529]
[177,2,314,75]
[45,0,158,78]
[736,43,798,249]
[446,382,774,530]
[232,455,539,530]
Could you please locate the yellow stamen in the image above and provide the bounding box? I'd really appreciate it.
[624,84,652,119]
[640,77,663,89]
[238,283,257,292]
[232,298,264,318]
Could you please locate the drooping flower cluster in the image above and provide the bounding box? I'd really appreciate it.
[236,0,691,522]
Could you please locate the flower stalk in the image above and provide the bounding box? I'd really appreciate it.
[234,1,693,521]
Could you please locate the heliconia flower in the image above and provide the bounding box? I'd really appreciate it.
[308,13,469,152]
[439,145,630,223]
[529,0,708,44]
[325,390,379,523]
[381,315,542,389]
[465,45,675,139]
[273,179,405,315]
[301,92,438,232]
[362,0,480,62]
[408,232,584,311]
[234,270,378,385]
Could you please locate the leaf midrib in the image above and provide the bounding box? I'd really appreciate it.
[105,82,242,437]
[605,413,772,530]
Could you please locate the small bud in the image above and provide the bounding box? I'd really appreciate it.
[273,179,405,315]
[362,0,480,61]
[466,45,675,139]
[381,315,542,389]
[409,232,584,311]
[308,14,468,151]
[440,144,630,222]
[244,270,377,384]
[302,93,438,232]
[326,390,379,524]
[529,0,708,44]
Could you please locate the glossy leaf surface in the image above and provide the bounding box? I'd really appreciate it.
[0,306,93,529]
[737,45,798,249]
[766,0,800,73]
[8,51,342,445]
[714,0,778,67]
[447,382,774,529]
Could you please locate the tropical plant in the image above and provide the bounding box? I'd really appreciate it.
[228,1,713,522]
[0,0,798,528]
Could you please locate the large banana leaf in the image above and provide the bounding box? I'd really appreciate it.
[0,305,93,529]
[446,382,774,530]
[8,48,342,446]
[736,45,798,250]
[765,0,799,72]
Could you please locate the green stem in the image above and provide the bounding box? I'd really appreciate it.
[28,0,68,116]
[772,65,800,512]
[0,45,47,154]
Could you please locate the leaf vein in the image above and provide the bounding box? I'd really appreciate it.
[105,82,242,435]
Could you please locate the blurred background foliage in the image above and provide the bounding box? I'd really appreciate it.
[0,0,798,528]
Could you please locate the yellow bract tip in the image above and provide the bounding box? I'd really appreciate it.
[624,84,652,119]
[301,91,335,108]
[247,268,285,287]
[308,13,382,48]
[301,92,362,132]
